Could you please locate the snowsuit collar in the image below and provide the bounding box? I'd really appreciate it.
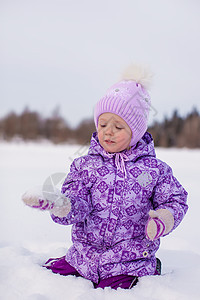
[88,132,156,177]
[103,150,129,178]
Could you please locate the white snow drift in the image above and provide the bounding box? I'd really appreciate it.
[0,141,200,300]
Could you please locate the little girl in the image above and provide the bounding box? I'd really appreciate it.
[23,65,188,290]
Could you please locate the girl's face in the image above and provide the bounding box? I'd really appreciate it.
[97,113,132,153]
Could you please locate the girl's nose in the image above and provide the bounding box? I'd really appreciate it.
[105,125,114,135]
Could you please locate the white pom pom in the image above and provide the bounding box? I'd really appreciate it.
[121,63,154,90]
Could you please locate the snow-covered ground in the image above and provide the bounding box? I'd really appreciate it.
[0,141,200,300]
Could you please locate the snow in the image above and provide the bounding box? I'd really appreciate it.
[0,141,200,300]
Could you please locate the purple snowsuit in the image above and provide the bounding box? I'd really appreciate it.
[51,132,188,284]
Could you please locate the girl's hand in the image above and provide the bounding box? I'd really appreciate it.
[22,186,71,218]
[145,209,174,241]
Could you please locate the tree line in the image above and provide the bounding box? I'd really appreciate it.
[0,107,199,148]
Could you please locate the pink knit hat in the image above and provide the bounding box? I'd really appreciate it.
[94,65,152,146]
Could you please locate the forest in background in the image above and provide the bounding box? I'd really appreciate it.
[0,107,200,148]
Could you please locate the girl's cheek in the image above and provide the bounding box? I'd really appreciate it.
[98,131,103,141]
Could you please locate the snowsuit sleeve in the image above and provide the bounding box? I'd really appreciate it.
[151,162,188,233]
[51,157,93,225]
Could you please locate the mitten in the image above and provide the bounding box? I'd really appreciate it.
[145,209,174,241]
[22,186,71,218]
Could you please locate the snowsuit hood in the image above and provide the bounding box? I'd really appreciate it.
[51,132,188,283]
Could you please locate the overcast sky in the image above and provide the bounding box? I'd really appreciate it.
[1,0,200,127]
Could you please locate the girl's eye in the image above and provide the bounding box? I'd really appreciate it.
[116,126,123,130]
[100,124,106,128]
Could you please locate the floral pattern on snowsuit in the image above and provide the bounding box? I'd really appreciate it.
[51,132,188,283]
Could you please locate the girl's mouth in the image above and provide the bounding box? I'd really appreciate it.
[105,140,115,144]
